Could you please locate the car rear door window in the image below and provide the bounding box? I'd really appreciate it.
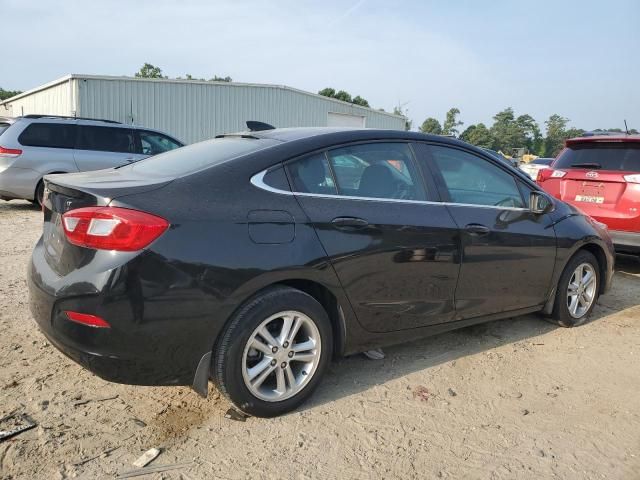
[77,126,135,153]
[287,153,337,195]
[429,145,525,208]
[138,130,182,155]
[327,142,426,200]
[554,143,640,172]
[18,123,77,149]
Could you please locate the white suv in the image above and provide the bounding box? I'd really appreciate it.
[0,115,183,205]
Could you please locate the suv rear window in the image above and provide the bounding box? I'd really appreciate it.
[18,123,77,149]
[127,137,278,177]
[0,122,11,137]
[555,143,640,172]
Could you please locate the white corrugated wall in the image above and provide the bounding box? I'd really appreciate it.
[74,76,405,144]
[3,79,73,118]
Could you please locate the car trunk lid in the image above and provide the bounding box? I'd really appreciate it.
[41,168,172,275]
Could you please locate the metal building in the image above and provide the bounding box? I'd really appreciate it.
[0,74,405,143]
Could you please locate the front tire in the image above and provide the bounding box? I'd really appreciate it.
[550,251,600,327]
[213,286,332,417]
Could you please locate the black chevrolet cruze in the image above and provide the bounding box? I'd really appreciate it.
[29,126,615,417]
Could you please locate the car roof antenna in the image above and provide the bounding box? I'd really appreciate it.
[246,121,275,132]
[624,119,630,135]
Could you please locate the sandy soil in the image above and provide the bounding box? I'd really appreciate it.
[1,199,639,480]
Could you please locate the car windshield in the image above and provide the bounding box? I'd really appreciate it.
[532,158,553,165]
[554,143,640,172]
[125,137,279,177]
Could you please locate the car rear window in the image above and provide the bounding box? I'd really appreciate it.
[532,158,553,165]
[18,123,77,149]
[554,143,640,172]
[126,137,279,177]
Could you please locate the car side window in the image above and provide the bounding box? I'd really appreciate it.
[18,123,77,149]
[430,145,525,208]
[287,153,337,195]
[327,142,426,200]
[139,131,182,155]
[77,126,135,153]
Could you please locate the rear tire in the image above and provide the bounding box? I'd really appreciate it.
[213,286,332,417]
[33,180,45,207]
[549,251,600,327]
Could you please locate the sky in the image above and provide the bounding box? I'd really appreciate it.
[2,0,639,133]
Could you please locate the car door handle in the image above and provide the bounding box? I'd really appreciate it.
[331,217,369,230]
[464,224,490,236]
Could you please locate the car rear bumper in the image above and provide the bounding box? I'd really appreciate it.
[609,230,640,253]
[27,238,219,387]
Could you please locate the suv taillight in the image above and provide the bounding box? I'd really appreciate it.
[0,146,22,157]
[623,174,640,184]
[537,169,566,182]
[62,207,169,251]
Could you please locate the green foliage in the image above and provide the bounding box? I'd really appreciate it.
[460,123,492,148]
[318,87,370,108]
[135,63,165,79]
[442,108,463,136]
[0,87,22,101]
[352,96,370,107]
[318,88,336,98]
[543,114,570,157]
[419,117,443,135]
[137,64,231,82]
[393,106,412,131]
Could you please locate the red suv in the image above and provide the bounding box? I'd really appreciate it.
[538,135,640,254]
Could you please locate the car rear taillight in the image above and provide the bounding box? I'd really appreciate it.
[623,174,640,184]
[65,311,111,328]
[0,146,22,157]
[61,207,169,251]
[537,169,566,182]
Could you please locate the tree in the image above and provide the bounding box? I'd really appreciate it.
[394,106,412,131]
[334,90,353,103]
[419,117,442,135]
[318,87,370,108]
[352,95,370,107]
[543,114,570,157]
[0,88,22,101]
[318,87,336,98]
[135,63,165,79]
[442,107,463,136]
[460,123,492,148]
[515,114,542,154]
[211,75,232,82]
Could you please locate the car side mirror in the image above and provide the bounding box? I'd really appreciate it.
[530,191,553,214]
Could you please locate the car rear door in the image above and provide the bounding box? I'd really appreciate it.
[74,125,137,171]
[415,143,557,320]
[287,141,460,333]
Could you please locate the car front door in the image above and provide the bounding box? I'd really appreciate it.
[287,141,460,333]
[73,125,137,171]
[416,143,557,319]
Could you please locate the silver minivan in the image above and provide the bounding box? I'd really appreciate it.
[0,115,184,205]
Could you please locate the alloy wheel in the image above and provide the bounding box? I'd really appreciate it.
[566,262,597,319]
[241,310,321,402]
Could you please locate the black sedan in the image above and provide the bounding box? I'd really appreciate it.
[28,126,615,417]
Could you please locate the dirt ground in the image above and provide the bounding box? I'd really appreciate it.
[1,199,639,480]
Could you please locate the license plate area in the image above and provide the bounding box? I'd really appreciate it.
[575,195,604,204]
